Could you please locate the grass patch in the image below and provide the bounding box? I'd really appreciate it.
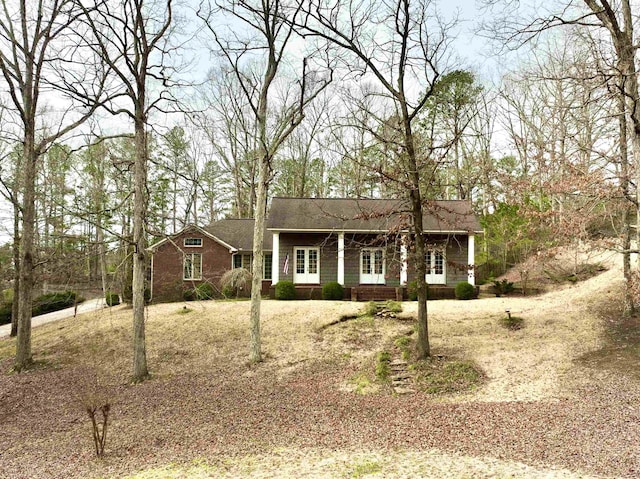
[414,357,483,395]
[351,373,377,395]
[363,301,403,317]
[349,459,382,478]
[375,351,391,381]
[384,300,402,313]
[394,335,412,360]
[177,306,193,314]
[500,314,524,330]
[363,301,378,317]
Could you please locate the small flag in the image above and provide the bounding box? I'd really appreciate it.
[283,253,289,275]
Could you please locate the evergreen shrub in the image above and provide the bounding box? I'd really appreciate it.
[32,291,83,316]
[0,302,11,325]
[105,291,120,307]
[195,282,215,300]
[322,281,344,300]
[454,281,475,300]
[275,281,296,300]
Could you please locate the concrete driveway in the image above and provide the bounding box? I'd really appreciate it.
[0,298,107,339]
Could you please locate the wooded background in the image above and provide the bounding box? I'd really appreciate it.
[1,0,637,373]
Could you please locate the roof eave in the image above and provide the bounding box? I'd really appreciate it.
[267,227,482,235]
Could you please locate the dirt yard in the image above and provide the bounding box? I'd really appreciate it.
[0,250,638,478]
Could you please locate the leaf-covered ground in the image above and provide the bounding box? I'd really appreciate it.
[1,252,638,478]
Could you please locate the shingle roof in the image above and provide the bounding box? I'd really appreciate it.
[266,197,482,233]
[204,219,273,251]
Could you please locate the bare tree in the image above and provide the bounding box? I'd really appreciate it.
[199,0,331,363]
[484,0,640,311]
[0,0,107,370]
[77,0,174,381]
[296,0,457,358]
[196,67,261,218]
[273,93,333,197]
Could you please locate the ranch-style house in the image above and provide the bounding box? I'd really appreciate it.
[149,197,482,302]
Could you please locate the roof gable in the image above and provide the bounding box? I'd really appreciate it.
[148,224,237,252]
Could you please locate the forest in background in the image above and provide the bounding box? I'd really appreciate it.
[1,0,638,373]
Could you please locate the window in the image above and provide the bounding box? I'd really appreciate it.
[263,253,272,280]
[233,253,251,270]
[425,249,446,284]
[184,238,202,247]
[360,248,385,284]
[293,247,320,283]
[184,253,202,280]
[232,253,272,280]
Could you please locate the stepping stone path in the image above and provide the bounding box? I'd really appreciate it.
[389,358,415,395]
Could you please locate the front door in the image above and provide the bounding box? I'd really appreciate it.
[360,248,385,284]
[293,247,320,283]
[425,249,446,284]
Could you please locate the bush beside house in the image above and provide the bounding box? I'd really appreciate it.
[275,281,296,300]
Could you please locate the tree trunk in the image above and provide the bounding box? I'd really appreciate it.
[97,220,108,298]
[249,158,268,363]
[10,200,20,337]
[412,192,430,359]
[403,108,430,359]
[16,128,37,371]
[619,84,634,315]
[132,117,149,381]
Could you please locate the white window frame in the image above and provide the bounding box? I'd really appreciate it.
[425,248,446,285]
[360,248,386,284]
[184,253,202,280]
[184,237,202,247]
[232,253,272,281]
[293,247,320,284]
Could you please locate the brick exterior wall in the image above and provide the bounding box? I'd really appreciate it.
[151,228,233,302]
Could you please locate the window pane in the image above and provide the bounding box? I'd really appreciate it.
[296,249,305,274]
[434,251,443,275]
[193,254,202,279]
[362,250,371,274]
[374,250,383,274]
[308,249,318,274]
[184,255,192,279]
[184,238,202,246]
[242,254,252,272]
[263,253,272,280]
[425,251,432,274]
[233,254,242,269]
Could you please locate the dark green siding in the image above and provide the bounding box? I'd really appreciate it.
[276,232,403,287]
[277,233,338,284]
[407,234,471,286]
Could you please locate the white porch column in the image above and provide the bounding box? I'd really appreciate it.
[400,240,408,285]
[467,234,475,286]
[272,232,280,285]
[337,232,345,285]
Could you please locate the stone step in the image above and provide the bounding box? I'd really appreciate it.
[389,359,407,366]
[390,367,408,374]
[393,386,416,395]
[391,373,411,381]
